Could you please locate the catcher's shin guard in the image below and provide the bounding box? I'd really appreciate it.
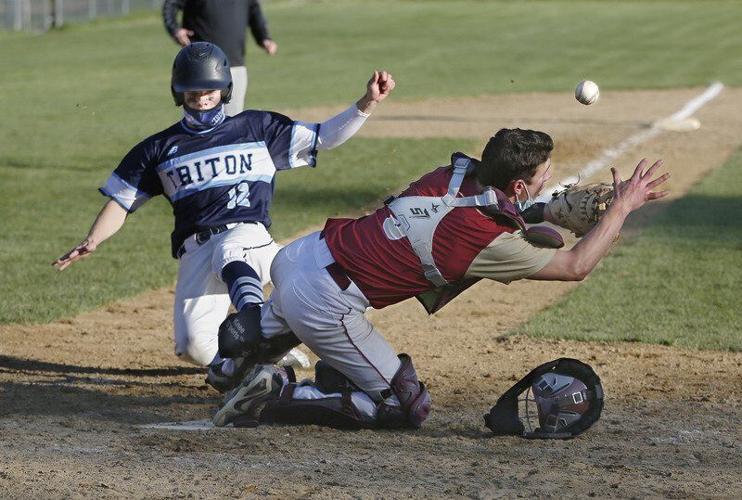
[259,361,375,429]
[377,354,431,429]
[260,386,376,429]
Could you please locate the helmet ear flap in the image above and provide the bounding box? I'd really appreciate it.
[221,81,233,104]
[171,86,185,107]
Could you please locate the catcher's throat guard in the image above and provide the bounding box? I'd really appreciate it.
[484,358,604,439]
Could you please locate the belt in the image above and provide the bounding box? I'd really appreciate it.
[319,230,351,291]
[176,223,237,259]
[326,261,351,291]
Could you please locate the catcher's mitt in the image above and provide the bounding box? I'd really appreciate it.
[546,183,614,237]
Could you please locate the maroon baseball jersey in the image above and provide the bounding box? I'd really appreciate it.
[323,166,553,309]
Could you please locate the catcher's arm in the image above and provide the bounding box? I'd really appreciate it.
[529,159,669,281]
[52,199,128,271]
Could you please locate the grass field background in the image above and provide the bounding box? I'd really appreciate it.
[1,1,741,352]
[2,0,742,170]
[519,149,742,351]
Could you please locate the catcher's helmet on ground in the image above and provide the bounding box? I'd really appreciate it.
[171,42,233,106]
[484,358,604,439]
[531,372,592,433]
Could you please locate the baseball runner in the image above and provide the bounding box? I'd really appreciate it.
[211,128,670,429]
[52,42,395,389]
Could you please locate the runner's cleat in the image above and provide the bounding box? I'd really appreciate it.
[212,365,286,427]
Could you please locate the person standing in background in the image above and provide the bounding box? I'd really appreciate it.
[163,0,278,116]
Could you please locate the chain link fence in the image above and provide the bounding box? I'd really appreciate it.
[1,0,163,31]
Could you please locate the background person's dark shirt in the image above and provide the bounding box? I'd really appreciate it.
[163,0,271,67]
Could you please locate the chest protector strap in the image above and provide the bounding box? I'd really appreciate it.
[383,155,500,287]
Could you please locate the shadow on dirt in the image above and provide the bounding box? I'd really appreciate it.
[0,355,215,424]
[0,380,216,424]
[0,354,202,377]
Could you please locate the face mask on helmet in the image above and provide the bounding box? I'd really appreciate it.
[484,358,604,439]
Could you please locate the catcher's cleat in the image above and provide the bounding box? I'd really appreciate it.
[212,365,287,427]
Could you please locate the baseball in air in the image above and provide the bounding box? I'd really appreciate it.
[575,80,600,105]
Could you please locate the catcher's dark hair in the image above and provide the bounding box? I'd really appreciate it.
[476,128,553,189]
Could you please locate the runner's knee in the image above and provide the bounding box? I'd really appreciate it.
[175,325,218,366]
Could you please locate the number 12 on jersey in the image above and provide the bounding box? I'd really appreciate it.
[227,181,251,209]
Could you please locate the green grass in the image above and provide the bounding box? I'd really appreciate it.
[517,149,742,352]
[0,138,476,324]
[1,0,741,325]
[2,1,742,168]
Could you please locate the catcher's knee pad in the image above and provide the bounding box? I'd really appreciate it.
[218,306,301,362]
[377,354,432,429]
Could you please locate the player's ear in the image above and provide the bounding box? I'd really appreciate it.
[505,179,523,197]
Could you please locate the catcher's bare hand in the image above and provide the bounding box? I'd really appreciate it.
[611,159,670,215]
[52,239,97,271]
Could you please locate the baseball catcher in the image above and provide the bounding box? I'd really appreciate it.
[52,42,395,388]
[210,127,669,430]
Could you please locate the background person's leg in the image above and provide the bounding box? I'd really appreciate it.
[225,66,247,116]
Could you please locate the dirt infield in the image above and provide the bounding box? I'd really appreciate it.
[2,87,741,498]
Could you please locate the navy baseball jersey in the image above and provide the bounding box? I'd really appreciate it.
[100,111,319,257]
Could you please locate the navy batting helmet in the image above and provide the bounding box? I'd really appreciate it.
[171,42,233,106]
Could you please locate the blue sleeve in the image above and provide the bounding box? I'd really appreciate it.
[260,111,319,171]
[99,139,163,212]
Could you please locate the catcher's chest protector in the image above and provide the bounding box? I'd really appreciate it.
[383,155,502,287]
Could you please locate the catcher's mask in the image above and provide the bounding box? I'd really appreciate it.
[171,42,233,106]
[484,358,603,439]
